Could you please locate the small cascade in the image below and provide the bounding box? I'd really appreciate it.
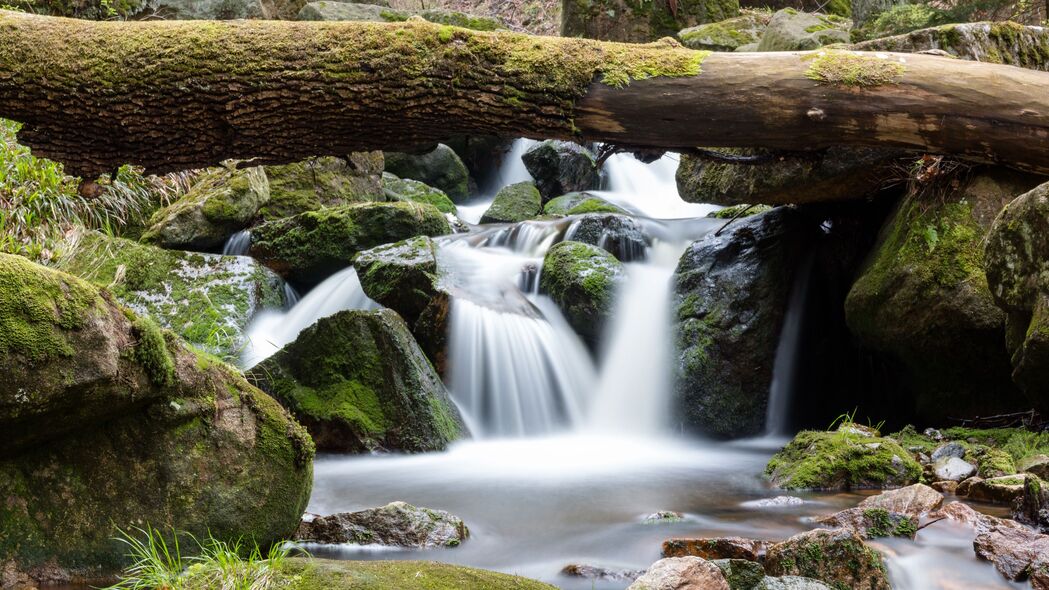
[765,254,815,436]
[282,282,301,310]
[240,267,377,368]
[222,229,252,256]
[593,152,717,220]
[456,139,537,224]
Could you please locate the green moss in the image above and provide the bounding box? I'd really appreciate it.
[863,508,917,538]
[707,203,772,219]
[480,181,542,223]
[275,558,556,589]
[543,193,626,216]
[130,313,176,387]
[804,51,906,87]
[383,174,458,214]
[765,429,922,490]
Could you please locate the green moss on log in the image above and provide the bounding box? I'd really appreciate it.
[804,51,906,87]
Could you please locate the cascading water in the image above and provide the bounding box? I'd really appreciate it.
[765,254,815,437]
[455,139,537,224]
[222,229,252,256]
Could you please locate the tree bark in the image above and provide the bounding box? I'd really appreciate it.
[2,10,1049,178]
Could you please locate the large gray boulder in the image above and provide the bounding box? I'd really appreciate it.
[385,144,471,202]
[298,1,502,30]
[756,9,851,51]
[561,0,738,42]
[678,12,772,51]
[256,154,385,222]
[522,140,599,202]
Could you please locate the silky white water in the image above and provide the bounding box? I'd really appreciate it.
[456,138,537,224]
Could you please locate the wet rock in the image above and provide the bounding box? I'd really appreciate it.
[0,253,312,584]
[707,204,774,219]
[678,13,771,51]
[756,10,851,51]
[355,236,441,326]
[561,563,645,582]
[297,2,502,30]
[711,559,766,590]
[384,144,471,202]
[845,170,1043,423]
[853,22,1049,71]
[250,201,450,285]
[561,0,738,42]
[973,516,1049,583]
[539,241,624,347]
[956,476,982,497]
[56,230,284,357]
[933,457,977,482]
[673,207,814,438]
[765,528,890,590]
[142,166,268,250]
[643,511,685,524]
[754,577,833,590]
[627,557,731,590]
[742,496,805,508]
[765,428,921,490]
[816,507,918,539]
[382,173,457,215]
[543,192,627,216]
[248,309,464,453]
[931,441,966,461]
[296,502,469,548]
[930,501,1020,535]
[967,474,1031,504]
[257,154,384,221]
[1013,475,1049,532]
[931,480,958,494]
[1020,455,1049,479]
[858,483,944,515]
[480,181,542,224]
[662,537,765,561]
[565,213,648,262]
[521,141,598,202]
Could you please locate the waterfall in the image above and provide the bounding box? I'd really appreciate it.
[222,229,252,256]
[593,152,717,220]
[456,139,537,224]
[765,254,815,436]
[240,267,377,368]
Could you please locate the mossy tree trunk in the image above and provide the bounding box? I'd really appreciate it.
[3,11,1049,179]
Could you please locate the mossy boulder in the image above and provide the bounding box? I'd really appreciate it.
[707,203,773,219]
[256,154,384,222]
[561,0,739,42]
[142,166,269,250]
[383,173,458,215]
[678,12,771,50]
[385,144,471,202]
[539,241,624,346]
[56,231,284,357]
[297,1,503,30]
[565,213,648,261]
[845,170,1043,423]
[850,0,907,28]
[250,201,450,285]
[852,22,1049,71]
[765,428,922,490]
[985,181,1049,409]
[756,9,851,51]
[673,207,811,438]
[543,192,627,216]
[355,236,442,326]
[712,559,766,590]
[265,558,557,590]
[248,309,464,453]
[765,528,890,590]
[0,253,313,585]
[521,140,599,202]
[480,181,543,224]
[296,501,468,547]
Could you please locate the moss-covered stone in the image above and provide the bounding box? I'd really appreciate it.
[711,559,766,590]
[845,170,1044,423]
[267,558,556,589]
[757,9,851,51]
[383,173,458,214]
[256,154,385,222]
[384,144,472,202]
[765,528,889,590]
[250,201,450,285]
[561,0,739,42]
[248,309,464,453]
[521,140,599,202]
[678,12,771,51]
[852,22,1049,71]
[480,181,543,224]
[142,166,269,251]
[765,428,922,490]
[298,1,504,31]
[544,192,627,216]
[707,203,773,218]
[355,236,442,326]
[0,254,312,585]
[56,231,284,358]
[539,240,624,346]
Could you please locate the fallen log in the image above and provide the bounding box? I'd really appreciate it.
[1,11,1049,178]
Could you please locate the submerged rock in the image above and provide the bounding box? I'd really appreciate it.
[627,557,731,590]
[757,9,851,51]
[142,166,268,250]
[257,154,384,221]
[0,253,312,584]
[250,201,450,284]
[296,501,468,548]
[561,563,646,582]
[247,309,464,453]
[544,192,627,216]
[383,173,458,214]
[521,140,599,202]
[56,230,284,357]
[643,510,685,524]
[741,496,805,508]
[565,213,648,261]
[765,427,922,490]
[560,0,738,42]
[852,22,1049,71]
[765,528,889,590]
[678,13,771,51]
[481,181,543,224]
[385,144,471,202]
[662,537,765,561]
[539,241,624,347]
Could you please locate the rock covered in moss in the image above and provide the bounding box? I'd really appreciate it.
[765,528,889,590]
[565,213,648,261]
[383,173,458,214]
[1021,455,1049,479]
[142,166,268,250]
[816,507,918,539]
[297,501,468,547]
[480,181,543,224]
[711,559,766,590]
[852,22,1049,71]
[678,12,771,50]
[765,427,921,490]
[521,140,599,202]
[539,241,624,346]
[544,192,627,216]
[707,203,773,219]
[256,154,384,221]
[56,231,284,357]
[1013,475,1049,532]
[627,557,731,590]
[268,558,558,589]
[0,253,313,585]
[248,309,464,452]
[756,9,851,51]
[297,1,503,30]
[250,201,450,284]
[673,207,810,438]
[385,144,471,202]
[561,0,739,42]
[355,236,442,326]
